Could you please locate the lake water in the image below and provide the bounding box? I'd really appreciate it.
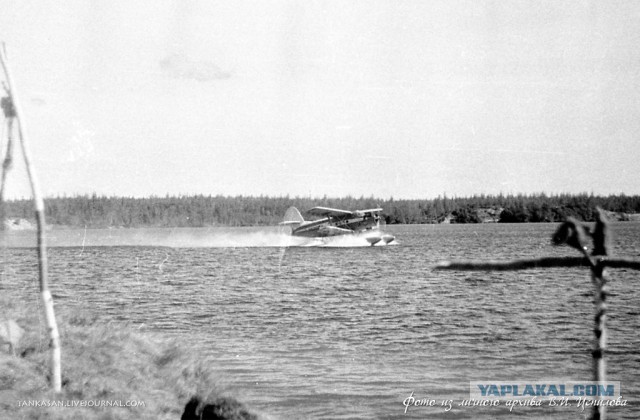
[2,223,639,419]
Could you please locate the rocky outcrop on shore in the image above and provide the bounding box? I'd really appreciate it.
[601,210,640,222]
[441,208,640,224]
[440,207,503,224]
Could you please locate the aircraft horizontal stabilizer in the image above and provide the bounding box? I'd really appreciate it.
[280,221,301,226]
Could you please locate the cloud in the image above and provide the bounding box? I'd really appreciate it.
[30,96,46,106]
[159,53,231,82]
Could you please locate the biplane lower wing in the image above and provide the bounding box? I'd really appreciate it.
[317,225,354,236]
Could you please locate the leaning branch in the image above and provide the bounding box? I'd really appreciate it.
[0,43,61,393]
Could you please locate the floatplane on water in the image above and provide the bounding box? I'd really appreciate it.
[280,206,395,246]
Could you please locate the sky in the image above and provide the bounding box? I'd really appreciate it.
[1,0,639,200]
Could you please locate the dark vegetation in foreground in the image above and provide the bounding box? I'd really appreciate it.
[0,296,261,420]
[4,193,640,228]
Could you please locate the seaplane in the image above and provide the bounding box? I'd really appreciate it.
[280,206,395,246]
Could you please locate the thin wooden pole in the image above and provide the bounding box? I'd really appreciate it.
[0,104,14,210]
[0,43,61,393]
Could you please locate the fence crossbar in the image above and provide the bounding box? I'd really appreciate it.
[435,256,640,271]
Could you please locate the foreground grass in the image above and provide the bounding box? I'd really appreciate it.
[0,298,262,419]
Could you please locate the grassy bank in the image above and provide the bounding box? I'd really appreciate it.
[0,297,263,419]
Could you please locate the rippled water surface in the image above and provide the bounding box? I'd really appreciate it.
[2,223,639,419]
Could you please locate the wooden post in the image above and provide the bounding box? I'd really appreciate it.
[590,263,607,420]
[0,43,61,393]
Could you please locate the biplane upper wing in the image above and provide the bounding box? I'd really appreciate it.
[307,207,354,218]
[359,208,384,214]
[307,207,383,218]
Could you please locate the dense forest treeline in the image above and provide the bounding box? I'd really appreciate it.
[3,193,640,228]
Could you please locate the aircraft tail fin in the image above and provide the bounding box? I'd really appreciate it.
[282,206,305,225]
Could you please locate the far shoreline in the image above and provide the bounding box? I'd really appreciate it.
[3,211,640,233]
[3,192,640,228]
